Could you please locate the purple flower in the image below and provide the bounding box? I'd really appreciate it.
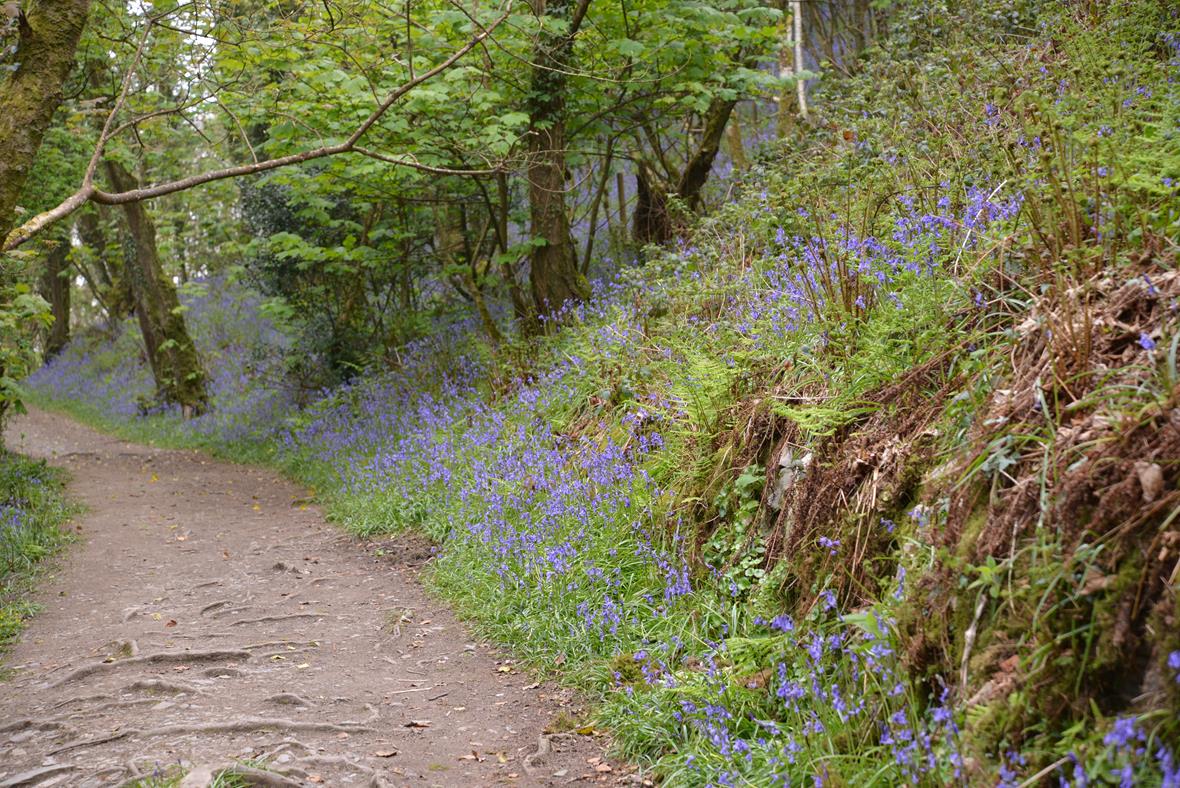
[770,613,795,633]
[1139,332,1156,351]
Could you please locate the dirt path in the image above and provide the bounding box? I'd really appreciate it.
[0,409,621,788]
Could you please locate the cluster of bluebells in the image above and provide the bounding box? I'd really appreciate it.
[26,277,298,443]
[0,460,58,575]
[285,312,694,659]
[710,184,1023,350]
[610,582,967,786]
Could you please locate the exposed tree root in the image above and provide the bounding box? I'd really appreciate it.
[242,640,308,651]
[0,764,75,787]
[123,679,204,695]
[52,693,112,710]
[47,731,132,756]
[48,649,251,687]
[0,718,71,733]
[47,716,376,756]
[198,600,231,616]
[265,693,312,707]
[229,614,323,627]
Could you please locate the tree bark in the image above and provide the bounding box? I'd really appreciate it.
[525,0,591,320]
[0,0,90,239]
[634,96,737,245]
[38,238,71,357]
[725,113,749,172]
[105,160,208,415]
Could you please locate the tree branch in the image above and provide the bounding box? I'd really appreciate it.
[3,8,510,252]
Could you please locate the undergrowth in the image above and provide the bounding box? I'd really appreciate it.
[0,451,75,655]
[24,0,1180,784]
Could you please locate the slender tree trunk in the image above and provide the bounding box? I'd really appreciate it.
[794,0,809,120]
[105,160,208,415]
[725,113,749,172]
[494,171,531,324]
[676,97,737,212]
[776,0,797,137]
[39,238,71,357]
[580,138,615,273]
[525,0,591,320]
[616,171,628,232]
[435,200,502,345]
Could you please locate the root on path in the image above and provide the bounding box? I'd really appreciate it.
[49,649,251,687]
[48,715,378,756]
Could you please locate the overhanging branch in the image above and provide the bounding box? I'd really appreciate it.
[3,8,510,252]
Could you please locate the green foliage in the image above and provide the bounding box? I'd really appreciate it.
[0,257,52,432]
[0,453,75,654]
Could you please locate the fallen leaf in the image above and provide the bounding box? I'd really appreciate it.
[308,775,323,784]
[373,750,398,758]
[405,720,432,728]
[496,665,512,673]
[595,763,613,773]
[524,682,540,690]
[165,619,177,628]
[496,753,508,764]
[296,663,310,669]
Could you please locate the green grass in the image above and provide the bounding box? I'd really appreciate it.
[0,450,76,655]
[21,389,279,467]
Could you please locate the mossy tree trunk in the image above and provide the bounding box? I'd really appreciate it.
[105,160,208,416]
[0,0,91,240]
[525,0,592,321]
[38,237,70,357]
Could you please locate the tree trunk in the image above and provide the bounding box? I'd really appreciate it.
[525,0,591,320]
[725,113,749,172]
[676,97,737,212]
[105,160,208,415]
[38,238,71,357]
[635,97,737,245]
[435,200,502,345]
[76,205,134,324]
[0,0,91,240]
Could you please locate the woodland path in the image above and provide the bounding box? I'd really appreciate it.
[0,408,622,788]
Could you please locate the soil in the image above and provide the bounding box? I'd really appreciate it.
[0,408,630,788]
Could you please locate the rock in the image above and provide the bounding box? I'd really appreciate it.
[1136,461,1164,502]
[179,765,215,788]
[768,450,812,511]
